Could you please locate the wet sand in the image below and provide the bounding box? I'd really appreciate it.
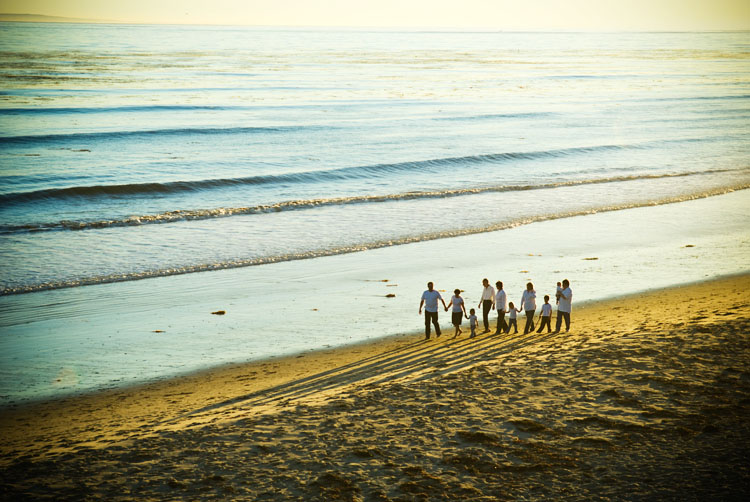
[1,274,749,500]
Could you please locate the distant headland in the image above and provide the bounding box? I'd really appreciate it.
[0,13,111,23]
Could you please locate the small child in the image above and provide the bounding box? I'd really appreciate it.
[446,289,468,338]
[555,282,562,305]
[468,308,478,338]
[506,302,520,334]
[537,295,552,333]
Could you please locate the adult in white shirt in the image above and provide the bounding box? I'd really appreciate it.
[493,281,508,334]
[476,278,495,334]
[520,282,537,335]
[555,279,573,332]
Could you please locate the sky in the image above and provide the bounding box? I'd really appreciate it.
[1,0,749,30]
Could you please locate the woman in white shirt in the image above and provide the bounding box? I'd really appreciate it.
[520,282,537,334]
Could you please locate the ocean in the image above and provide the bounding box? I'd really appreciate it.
[1,23,749,404]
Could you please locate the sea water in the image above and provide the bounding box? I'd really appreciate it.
[0,24,748,404]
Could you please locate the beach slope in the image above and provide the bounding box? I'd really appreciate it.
[1,274,749,500]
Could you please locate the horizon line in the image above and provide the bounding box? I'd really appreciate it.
[1,13,749,33]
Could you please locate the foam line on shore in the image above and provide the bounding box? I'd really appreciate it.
[2,183,747,296]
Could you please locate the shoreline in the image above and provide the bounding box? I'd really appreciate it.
[2,269,747,414]
[2,189,749,406]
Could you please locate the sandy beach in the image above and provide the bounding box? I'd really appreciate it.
[1,273,749,500]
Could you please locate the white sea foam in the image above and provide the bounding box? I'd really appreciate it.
[0,167,744,233]
[2,181,747,295]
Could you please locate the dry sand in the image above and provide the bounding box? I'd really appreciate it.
[1,274,749,501]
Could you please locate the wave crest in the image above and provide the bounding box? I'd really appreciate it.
[0,125,314,145]
[1,169,744,234]
[0,142,658,205]
[2,183,747,296]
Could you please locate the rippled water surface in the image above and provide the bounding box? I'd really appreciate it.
[1,25,748,293]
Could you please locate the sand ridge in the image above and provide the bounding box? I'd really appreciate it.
[1,274,749,500]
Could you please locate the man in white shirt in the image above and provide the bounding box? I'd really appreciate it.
[493,280,508,335]
[555,279,573,333]
[477,278,495,334]
[419,281,448,340]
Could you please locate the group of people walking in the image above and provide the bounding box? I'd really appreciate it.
[418,278,572,340]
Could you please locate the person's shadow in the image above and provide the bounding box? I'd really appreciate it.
[164,329,561,425]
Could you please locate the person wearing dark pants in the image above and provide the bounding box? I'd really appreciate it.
[425,311,439,338]
[477,278,495,334]
[506,302,520,334]
[555,310,570,332]
[419,281,447,340]
[494,281,508,334]
[520,282,537,335]
[537,295,552,333]
[555,279,573,332]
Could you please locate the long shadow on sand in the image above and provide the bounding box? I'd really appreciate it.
[165,328,563,424]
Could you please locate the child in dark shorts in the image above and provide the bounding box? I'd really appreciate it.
[446,289,468,338]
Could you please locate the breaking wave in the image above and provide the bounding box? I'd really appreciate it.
[2,183,747,296]
[1,169,743,233]
[0,141,696,205]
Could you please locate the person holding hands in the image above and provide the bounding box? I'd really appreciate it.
[477,278,495,334]
[520,282,537,335]
[419,281,448,340]
[446,288,469,338]
[493,281,508,335]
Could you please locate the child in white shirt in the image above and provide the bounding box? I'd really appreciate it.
[506,302,520,334]
[537,295,553,333]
